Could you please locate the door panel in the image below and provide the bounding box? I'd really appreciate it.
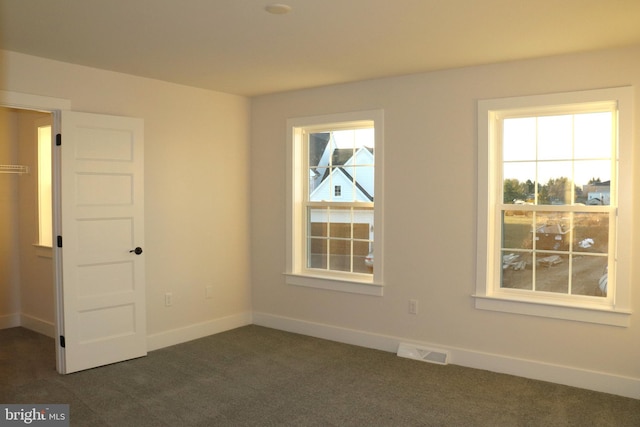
[59,111,145,373]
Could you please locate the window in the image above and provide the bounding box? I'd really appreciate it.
[286,110,384,296]
[475,88,632,326]
[37,121,52,248]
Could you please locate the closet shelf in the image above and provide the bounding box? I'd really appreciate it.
[0,164,30,174]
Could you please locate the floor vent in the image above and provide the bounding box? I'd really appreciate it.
[397,343,449,365]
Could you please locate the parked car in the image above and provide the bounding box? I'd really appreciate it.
[364,251,373,270]
[597,267,608,297]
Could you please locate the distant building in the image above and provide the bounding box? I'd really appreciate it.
[308,133,375,259]
[583,181,610,205]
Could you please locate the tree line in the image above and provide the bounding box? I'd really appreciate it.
[504,177,601,204]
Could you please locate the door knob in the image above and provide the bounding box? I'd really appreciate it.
[129,247,143,255]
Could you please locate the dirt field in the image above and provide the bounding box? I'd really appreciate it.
[502,253,607,297]
[501,211,609,297]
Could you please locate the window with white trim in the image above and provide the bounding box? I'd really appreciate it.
[286,110,384,296]
[475,88,633,326]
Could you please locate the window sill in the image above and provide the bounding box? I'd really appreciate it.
[472,294,630,327]
[33,244,53,259]
[285,273,383,296]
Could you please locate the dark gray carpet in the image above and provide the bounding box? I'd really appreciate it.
[1,325,638,426]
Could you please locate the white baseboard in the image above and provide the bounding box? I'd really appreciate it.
[146,311,253,351]
[0,313,55,338]
[252,311,640,400]
[20,313,55,337]
[0,313,21,329]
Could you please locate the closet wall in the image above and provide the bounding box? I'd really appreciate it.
[0,108,20,324]
[0,107,54,335]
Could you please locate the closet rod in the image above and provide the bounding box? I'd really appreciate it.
[0,164,29,174]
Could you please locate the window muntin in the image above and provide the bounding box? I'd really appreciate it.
[305,127,374,276]
[499,109,615,300]
[475,87,632,326]
[286,110,383,294]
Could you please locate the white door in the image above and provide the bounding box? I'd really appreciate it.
[58,111,146,373]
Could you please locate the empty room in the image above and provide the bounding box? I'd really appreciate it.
[1,1,640,425]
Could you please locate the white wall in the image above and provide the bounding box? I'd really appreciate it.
[0,50,253,346]
[250,45,640,398]
[3,44,638,397]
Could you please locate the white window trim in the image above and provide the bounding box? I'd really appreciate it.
[285,110,384,296]
[474,87,633,327]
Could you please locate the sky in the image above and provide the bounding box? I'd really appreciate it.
[502,111,614,188]
[331,128,374,149]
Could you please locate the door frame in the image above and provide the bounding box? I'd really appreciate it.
[0,90,70,373]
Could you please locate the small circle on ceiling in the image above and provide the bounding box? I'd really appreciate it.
[265,4,292,15]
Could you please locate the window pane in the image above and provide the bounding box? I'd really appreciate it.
[329,239,351,272]
[503,163,535,203]
[331,147,353,167]
[574,212,608,254]
[575,162,611,205]
[309,132,375,203]
[535,253,569,294]
[353,239,370,273]
[503,117,536,161]
[571,255,608,297]
[537,115,573,161]
[537,162,573,205]
[329,222,351,239]
[309,218,327,238]
[308,133,331,196]
[308,238,327,269]
[574,112,612,159]
[354,165,374,201]
[308,132,331,167]
[502,211,533,250]
[533,212,570,251]
[307,207,374,274]
[501,250,532,290]
[329,207,351,236]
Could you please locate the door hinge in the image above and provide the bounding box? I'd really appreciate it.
[57,236,63,248]
[59,335,65,348]
[56,133,62,146]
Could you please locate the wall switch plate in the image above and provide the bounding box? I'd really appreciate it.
[165,292,173,307]
[205,286,213,299]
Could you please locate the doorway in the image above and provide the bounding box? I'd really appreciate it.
[1,91,147,375]
[0,107,55,362]
[0,107,55,332]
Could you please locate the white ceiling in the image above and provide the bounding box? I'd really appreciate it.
[1,0,640,97]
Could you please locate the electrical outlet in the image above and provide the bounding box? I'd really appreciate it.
[408,299,418,315]
[205,286,213,299]
[165,292,173,307]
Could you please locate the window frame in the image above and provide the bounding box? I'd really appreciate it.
[475,87,633,326]
[285,110,384,296]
